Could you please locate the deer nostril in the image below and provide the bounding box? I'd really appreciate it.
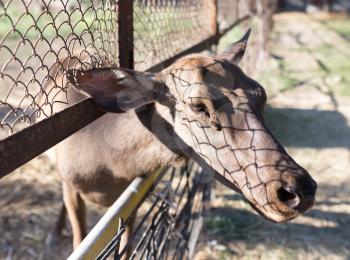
[277,186,301,210]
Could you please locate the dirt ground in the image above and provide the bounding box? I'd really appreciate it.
[1,11,350,260]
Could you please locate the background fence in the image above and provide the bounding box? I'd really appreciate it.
[0,0,277,258]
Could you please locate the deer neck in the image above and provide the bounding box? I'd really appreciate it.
[135,102,185,168]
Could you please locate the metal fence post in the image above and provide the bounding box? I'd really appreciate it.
[118,1,134,70]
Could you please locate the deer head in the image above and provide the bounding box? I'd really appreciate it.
[68,30,317,223]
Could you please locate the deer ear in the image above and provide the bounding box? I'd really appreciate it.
[67,67,165,112]
[217,29,251,65]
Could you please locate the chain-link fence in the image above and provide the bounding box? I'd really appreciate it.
[134,0,215,71]
[97,164,211,260]
[0,0,118,138]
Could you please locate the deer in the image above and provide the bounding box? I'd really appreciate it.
[43,30,317,254]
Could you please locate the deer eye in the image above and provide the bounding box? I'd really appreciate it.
[189,103,207,113]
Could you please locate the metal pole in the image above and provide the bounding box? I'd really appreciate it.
[118,0,134,70]
[68,168,166,260]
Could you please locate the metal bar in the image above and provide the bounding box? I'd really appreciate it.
[118,0,134,69]
[0,99,105,177]
[0,16,249,179]
[68,167,165,260]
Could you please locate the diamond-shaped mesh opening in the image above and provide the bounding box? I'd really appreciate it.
[134,0,216,71]
[0,0,118,139]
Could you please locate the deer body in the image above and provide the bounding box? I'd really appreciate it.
[56,89,177,205]
[45,31,317,251]
[46,80,181,248]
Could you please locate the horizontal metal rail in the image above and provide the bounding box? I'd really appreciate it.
[68,167,166,260]
[0,16,249,179]
[0,99,105,177]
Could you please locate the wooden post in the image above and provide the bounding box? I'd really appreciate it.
[118,1,134,70]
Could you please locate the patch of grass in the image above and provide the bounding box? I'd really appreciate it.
[323,18,350,39]
[258,58,304,95]
[308,43,350,96]
[205,209,264,240]
[259,40,350,97]
[312,44,350,70]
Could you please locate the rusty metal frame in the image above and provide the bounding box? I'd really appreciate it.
[118,1,134,70]
[0,99,105,177]
[0,3,250,178]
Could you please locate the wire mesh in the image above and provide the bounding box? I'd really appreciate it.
[217,0,252,31]
[0,0,118,139]
[97,162,212,260]
[133,0,216,71]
